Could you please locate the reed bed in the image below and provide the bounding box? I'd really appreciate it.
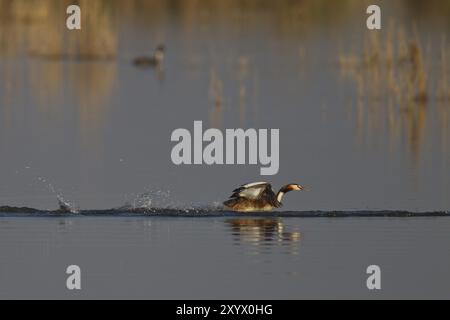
[339,22,450,160]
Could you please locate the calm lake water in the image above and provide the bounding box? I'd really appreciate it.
[0,215,449,299]
[1,1,450,299]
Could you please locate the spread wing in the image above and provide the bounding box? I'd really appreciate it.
[229,182,272,200]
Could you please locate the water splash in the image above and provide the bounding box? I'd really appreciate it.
[37,177,79,214]
[131,189,173,210]
[112,189,226,214]
[56,195,79,214]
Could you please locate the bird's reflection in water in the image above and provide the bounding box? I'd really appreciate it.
[225,218,301,255]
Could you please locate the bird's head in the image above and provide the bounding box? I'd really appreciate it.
[283,184,304,192]
[276,183,305,204]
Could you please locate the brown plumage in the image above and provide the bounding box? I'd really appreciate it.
[223,182,304,212]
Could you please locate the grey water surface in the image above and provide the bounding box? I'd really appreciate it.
[0,215,449,299]
[1,1,450,299]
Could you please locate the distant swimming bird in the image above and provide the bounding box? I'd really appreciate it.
[133,45,165,67]
[223,182,304,212]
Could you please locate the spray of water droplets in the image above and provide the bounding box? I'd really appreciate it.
[37,177,79,213]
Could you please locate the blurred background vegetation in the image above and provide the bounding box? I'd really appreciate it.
[0,0,448,58]
[0,0,449,172]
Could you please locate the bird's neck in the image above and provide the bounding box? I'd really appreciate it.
[276,191,285,203]
[154,51,164,63]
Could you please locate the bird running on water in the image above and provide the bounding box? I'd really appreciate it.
[223,182,304,212]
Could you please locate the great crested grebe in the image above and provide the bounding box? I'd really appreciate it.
[133,45,165,67]
[223,182,304,212]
